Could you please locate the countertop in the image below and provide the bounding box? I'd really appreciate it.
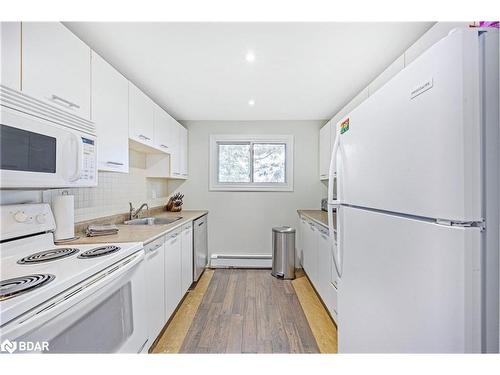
[70,210,208,246]
[297,209,328,228]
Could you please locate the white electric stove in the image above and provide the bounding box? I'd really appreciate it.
[0,203,148,353]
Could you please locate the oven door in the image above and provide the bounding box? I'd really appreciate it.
[1,251,148,353]
[0,107,97,188]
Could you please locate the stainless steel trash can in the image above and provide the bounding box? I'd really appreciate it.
[271,226,296,280]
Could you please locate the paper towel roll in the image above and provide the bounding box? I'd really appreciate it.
[53,194,75,241]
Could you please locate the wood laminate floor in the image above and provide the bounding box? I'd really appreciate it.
[292,269,338,353]
[152,269,215,353]
[152,268,337,354]
[181,269,318,353]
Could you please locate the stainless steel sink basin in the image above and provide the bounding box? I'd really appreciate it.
[124,217,182,225]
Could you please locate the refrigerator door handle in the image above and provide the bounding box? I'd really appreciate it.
[337,205,343,277]
[328,127,340,204]
[328,204,343,277]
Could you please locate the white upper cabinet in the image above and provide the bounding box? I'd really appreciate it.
[22,22,91,119]
[170,121,188,179]
[91,52,129,173]
[170,121,182,178]
[153,104,173,152]
[128,82,155,147]
[330,119,337,161]
[319,121,331,180]
[0,22,21,90]
[179,125,188,177]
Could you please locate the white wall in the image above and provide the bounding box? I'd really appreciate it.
[169,120,326,264]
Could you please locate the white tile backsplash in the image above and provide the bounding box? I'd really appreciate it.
[45,166,170,222]
[1,150,172,223]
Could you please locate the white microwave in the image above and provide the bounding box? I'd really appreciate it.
[0,86,97,188]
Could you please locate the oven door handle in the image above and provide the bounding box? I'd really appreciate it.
[2,251,144,338]
[68,133,83,182]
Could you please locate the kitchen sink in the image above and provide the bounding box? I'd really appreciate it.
[124,217,183,225]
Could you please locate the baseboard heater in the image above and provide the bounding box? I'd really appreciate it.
[210,254,272,268]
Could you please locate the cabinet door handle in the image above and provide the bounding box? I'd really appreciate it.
[198,222,204,226]
[160,144,169,149]
[107,161,124,166]
[139,134,151,141]
[50,94,80,109]
[148,243,162,252]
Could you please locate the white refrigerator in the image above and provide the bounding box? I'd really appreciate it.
[327,28,499,353]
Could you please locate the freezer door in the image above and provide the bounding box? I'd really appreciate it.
[338,206,482,353]
[338,29,482,222]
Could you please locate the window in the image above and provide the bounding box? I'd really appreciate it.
[210,135,294,191]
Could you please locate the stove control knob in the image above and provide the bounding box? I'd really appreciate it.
[14,211,28,223]
[36,214,46,224]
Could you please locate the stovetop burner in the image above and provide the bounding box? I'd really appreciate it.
[0,274,55,301]
[18,248,79,264]
[78,246,121,259]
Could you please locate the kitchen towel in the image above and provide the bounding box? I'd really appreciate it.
[86,224,119,237]
[53,194,75,241]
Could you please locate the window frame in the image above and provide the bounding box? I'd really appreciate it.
[209,134,294,192]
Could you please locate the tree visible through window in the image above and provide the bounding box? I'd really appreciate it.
[218,143,251,183]
[253,144,286,183]
[217,142,286,184]
[210,135,293,191]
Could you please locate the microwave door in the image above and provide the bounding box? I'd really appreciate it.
[0,124,57,175]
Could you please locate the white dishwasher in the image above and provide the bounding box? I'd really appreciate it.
[193,214,208,281]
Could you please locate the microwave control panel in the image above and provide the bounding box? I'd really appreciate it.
[81,137,96,181]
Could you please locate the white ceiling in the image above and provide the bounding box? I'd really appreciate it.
[65,22,433,121]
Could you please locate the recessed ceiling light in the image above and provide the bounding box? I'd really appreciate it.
[245,51,255,63]
[248,99,255,107]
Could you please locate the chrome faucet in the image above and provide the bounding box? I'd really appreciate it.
[129,202,149,220]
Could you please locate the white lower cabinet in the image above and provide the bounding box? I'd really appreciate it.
[327,283,338,319]
[318,226,338,320]
[181,222,193,292]
[299,214,338,322]
[303,219,318,287]
[144,237,166,342]
[297,215,307,266]
[165,228,182,319]
[146,221,195,348]
[317,227,331,299]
